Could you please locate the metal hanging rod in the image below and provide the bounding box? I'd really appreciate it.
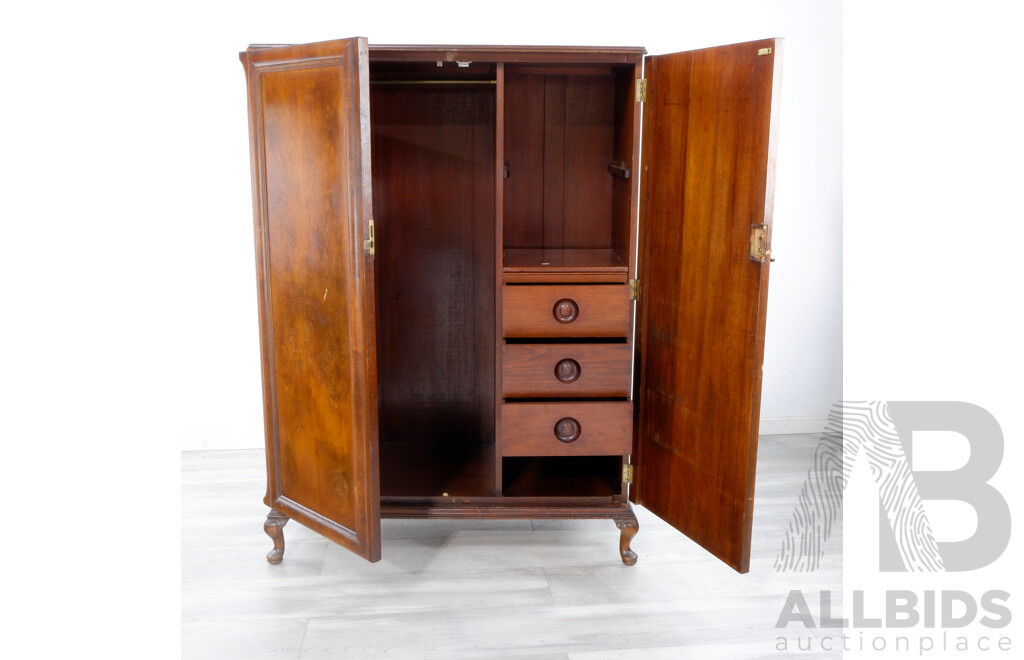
[370,80,497,85]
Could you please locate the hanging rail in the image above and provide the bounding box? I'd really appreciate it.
[370,79,497,85]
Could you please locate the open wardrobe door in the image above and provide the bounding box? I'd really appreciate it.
[241,37,382,561]
[632,38,783,573]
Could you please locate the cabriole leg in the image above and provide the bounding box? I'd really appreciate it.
[615,510,639,566]
[263,509,289,564]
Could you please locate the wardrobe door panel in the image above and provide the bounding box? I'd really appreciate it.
[634,38,783,573]
[242,37,381,562]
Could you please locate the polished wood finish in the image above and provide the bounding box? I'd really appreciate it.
[554,359,581,384]
[502,343,632,397]
[368,44,646,64]
[553,298,579,323]
[502,72,543,248]
[611,69,641,269]
[378,500,629,516]
[241,37,381,563]
[501,402,633,456]
[241,39,780,571]
[554,417,582,443]
[262,510,289,564]
[502,248,628,283]
[369,75,495,450]
[503,71,616,250]
[502,284,631,338]
[615,511,640,565]
[493,63,506,495]
[632,38,782,573]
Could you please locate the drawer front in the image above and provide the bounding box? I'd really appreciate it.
[502,343,632,398]
[502,285,631,338]
[501,402,633,456]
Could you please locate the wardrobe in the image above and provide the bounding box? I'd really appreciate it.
[240,36,781,571]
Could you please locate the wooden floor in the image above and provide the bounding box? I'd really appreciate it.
[181,434,842,659]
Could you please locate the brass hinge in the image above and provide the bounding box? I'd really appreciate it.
[749,224,771,262]
[364,219,375,255]
[629,278,640,301]
[635,78,648,103]
[758,47,773,56]
[623,463,634,484]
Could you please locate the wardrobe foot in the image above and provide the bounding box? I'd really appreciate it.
[264,509,289,564]
[615,510,639,566]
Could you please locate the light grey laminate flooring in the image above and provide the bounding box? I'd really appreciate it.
[181,434,841,659]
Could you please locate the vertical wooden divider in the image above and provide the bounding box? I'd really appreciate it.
[493,62,505,495]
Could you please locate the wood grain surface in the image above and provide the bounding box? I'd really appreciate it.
[241,37,381,562]
[502,343,632,398]
[502,285,631,338]
[369,75,496,450]
[502,248,628,283]
[501,402,632,456]
[632,38,782,573]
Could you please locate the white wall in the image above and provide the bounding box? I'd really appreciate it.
[3,0,842,456]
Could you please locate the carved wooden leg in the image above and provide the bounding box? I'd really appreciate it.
[264,509,289,564]
[615,510,639,566]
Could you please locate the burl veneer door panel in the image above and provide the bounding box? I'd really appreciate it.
[243,37,381,562]
[633,38,782,573]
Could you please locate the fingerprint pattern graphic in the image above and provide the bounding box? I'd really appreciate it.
[772,404,844,572]
[774,401,945,572]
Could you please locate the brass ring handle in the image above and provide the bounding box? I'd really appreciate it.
[554,358,581,384]
[554,417,582,443]
[553,298,579,323]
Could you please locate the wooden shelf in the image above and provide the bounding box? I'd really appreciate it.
[502,248,628,283]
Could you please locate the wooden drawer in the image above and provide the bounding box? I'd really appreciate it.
[502,343,632,398]
[501,402,633,456]
[502,285,631,338]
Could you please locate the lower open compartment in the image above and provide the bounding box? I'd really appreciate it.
[378,458,637,566]
[380,440,625,500]
[502,455,623,497]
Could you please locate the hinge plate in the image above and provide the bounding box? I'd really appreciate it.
[364,219,375,255]
[623,463,634,484]
[629,278,640,301]
[749,224,770,262]
[635,78,647,103]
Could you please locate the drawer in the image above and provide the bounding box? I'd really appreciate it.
[502,285,631,338]
[502,343,632,398]
[500,402,633,456]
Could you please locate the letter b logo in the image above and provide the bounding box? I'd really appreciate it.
[774,401,1010,572]
[884,402,1010,572]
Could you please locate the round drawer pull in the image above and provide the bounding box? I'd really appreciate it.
[554,358,581,384]
[554,417,582,443]
[552,298,579,324]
